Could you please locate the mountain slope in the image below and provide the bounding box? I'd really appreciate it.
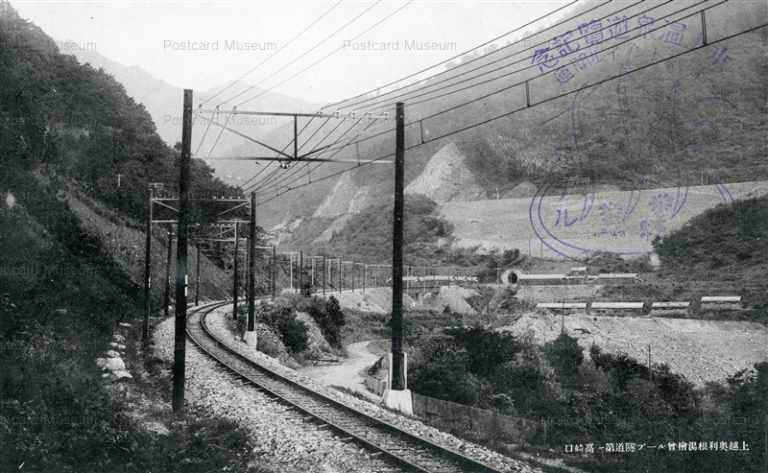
[0,4,259,471]
[654,194,768,311]
[251,0,767,254]
[68,48,319,183]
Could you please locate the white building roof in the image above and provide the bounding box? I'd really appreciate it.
[651,302,691,308]
[518,274,566,280]
[701,296,742,303]
[536,302,588,309]
[591,302,645,309]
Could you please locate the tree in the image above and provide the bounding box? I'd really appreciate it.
[544,332,584,378]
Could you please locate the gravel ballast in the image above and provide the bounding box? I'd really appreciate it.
[204,304,543,473]
[153,314,397,473]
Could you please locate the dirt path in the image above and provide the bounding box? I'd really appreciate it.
[298,340,384,400]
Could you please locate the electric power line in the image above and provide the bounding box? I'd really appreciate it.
[218,0,386,108]
[234,0,415,108]
[294,0,726,161]
[252,21,768,207]
[231,0,595,191]
[321,0,585,112]
[201,0,345,108]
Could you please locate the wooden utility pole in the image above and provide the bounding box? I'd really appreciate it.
[247,192,256,332]
[289,254,294,291]
[233,224,240,320]
[271,245,276,300]
[299,250,304,294]
[143,184,153,343]
[195,244,201,306]
[648,344,653,381]
[164,231,174,317]
[172,88,193,413]
[390,101,406,391]
[322,256,327,296]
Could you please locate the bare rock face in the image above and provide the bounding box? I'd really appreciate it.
[96,357,126,372]
[295,311,334,356]
[313,173,371,219]
[110,370,133,381]
[406,142,485,204]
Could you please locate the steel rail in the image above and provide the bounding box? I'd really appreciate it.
[184,301,508,473]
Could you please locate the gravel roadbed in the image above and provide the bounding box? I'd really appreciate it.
[205,305,543,473]
[153,315,398,473]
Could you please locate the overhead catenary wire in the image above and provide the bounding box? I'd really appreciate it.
[252,21,768,207]
[326,0,617,113]
[218,0,386,108]
[200,0,345,108]
[206,110,234,158]
[194,109,217,156]
[295,0,725,161]
[249,115,379,195]
[339,0,666,113]
[234,0,415,108]
[246,117,352,192]
[237,116,320,191]
[230,0,595,191]
[320,0,585,112]
[242,0,684,171]
[228,0,744,204]
[251,117,381,195]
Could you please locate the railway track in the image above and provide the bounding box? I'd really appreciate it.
[185,300,508,473]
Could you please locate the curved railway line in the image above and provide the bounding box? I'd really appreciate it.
[185,300,511,473]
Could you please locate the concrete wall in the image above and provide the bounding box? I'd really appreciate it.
[412,393,543,444]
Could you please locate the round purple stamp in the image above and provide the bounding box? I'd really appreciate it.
[528,177,735,260]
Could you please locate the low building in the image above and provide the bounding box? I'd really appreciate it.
[595,273,640,284]
[590,301,645,314]
[650,301,690,316]
[700,296,743,310]
[536,302,588,314]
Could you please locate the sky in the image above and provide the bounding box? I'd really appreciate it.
[11,0,574,105]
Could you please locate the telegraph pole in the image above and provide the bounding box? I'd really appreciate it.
[195,243,201,306]
[247,192,256,334]
[648,344,653,381]
[323,256,326,296]
[271,245,276,300]
[299,250,304,295]
[232,224,240,320]
[164,231,174,317]
[172,88,193,413]
[390,102,406,392]
[289,254,294,291]
[142,184,153,344]
[311,257,315,290]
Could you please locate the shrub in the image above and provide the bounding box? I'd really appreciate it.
[544,332,584,378]
[447,326,523,376]
[260,306,309,353]
[306,296,346,347]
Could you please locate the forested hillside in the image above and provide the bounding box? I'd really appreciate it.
[654,195,768,310]
[0,3,259,471]
[252,0,767,252]
[0,1,237,218]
